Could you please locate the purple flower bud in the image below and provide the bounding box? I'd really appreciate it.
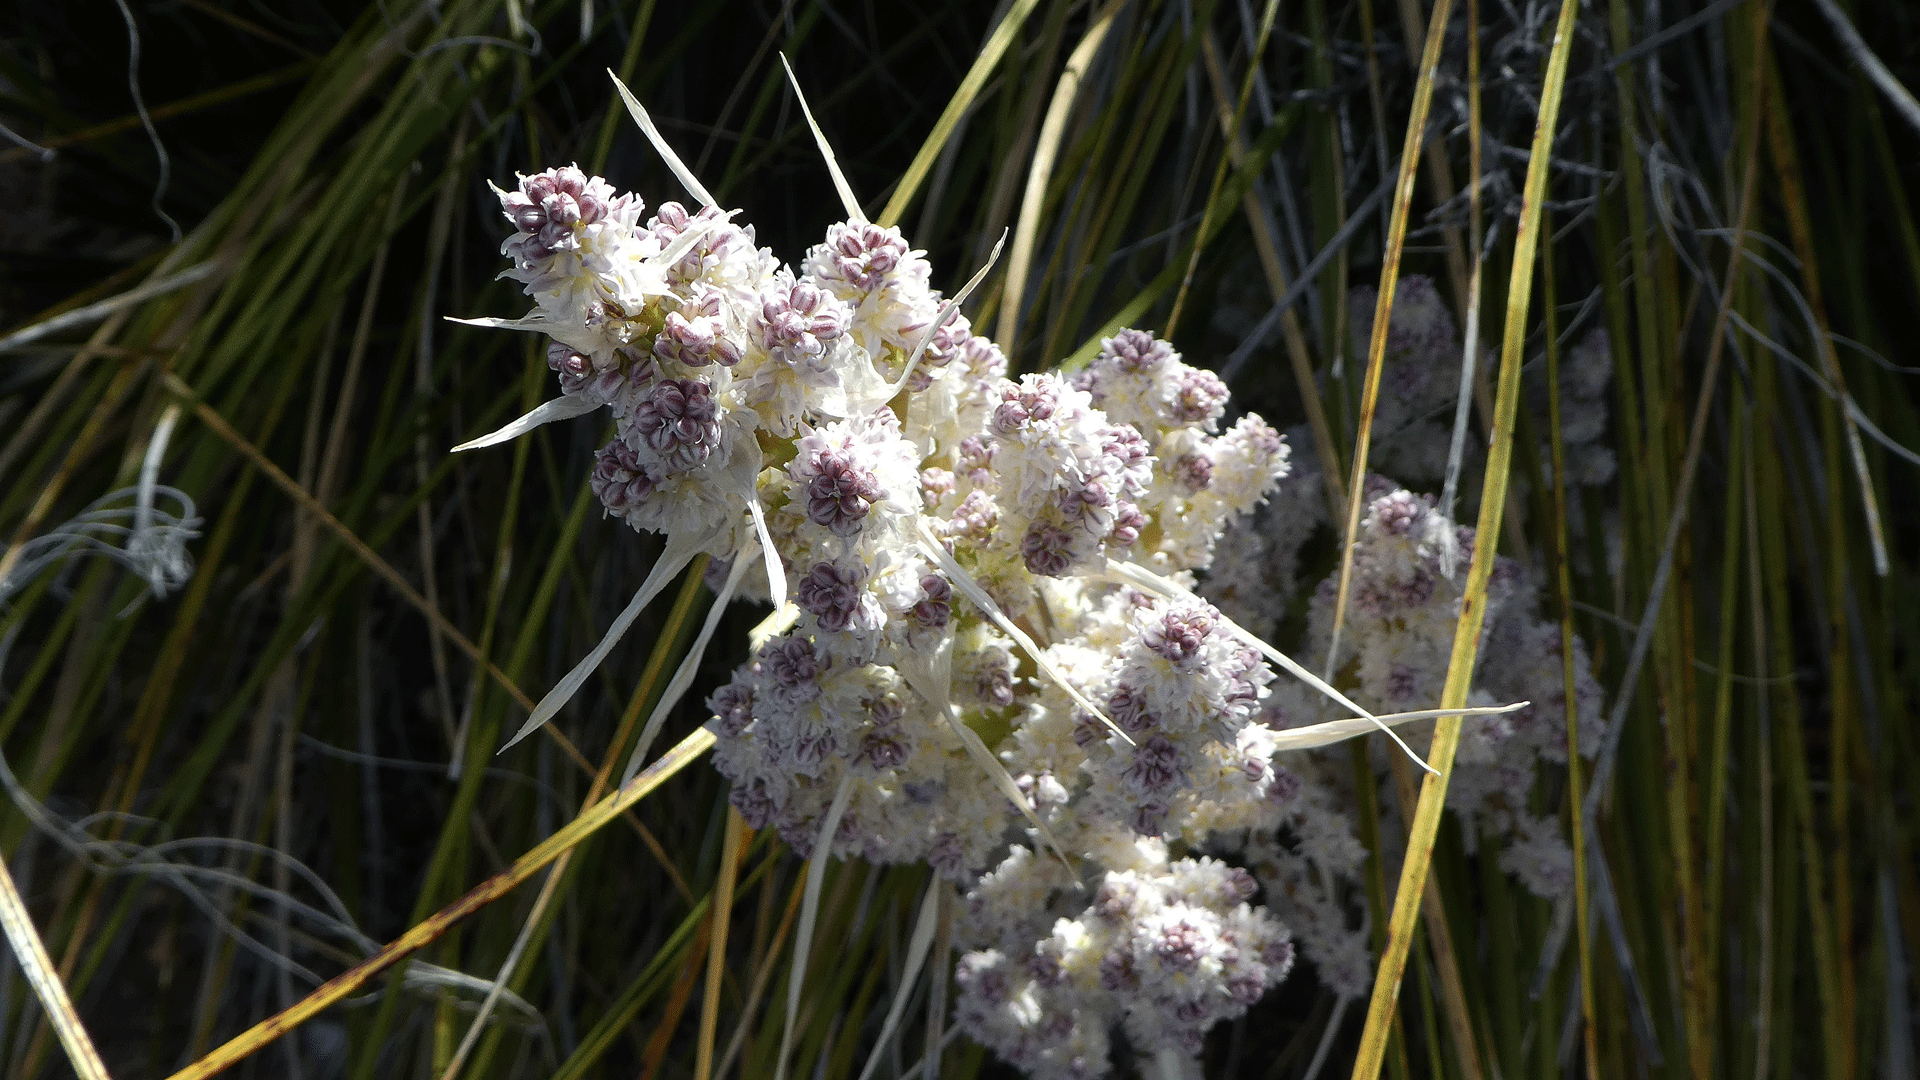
[764,636,829,701]
[956,952,1010,1003]
[655,290,744,368]
[1106,683,1156,733]
[1099,328,1175,373]
[911,573,952,629]
[1241,415,1284,457]
[792,723,837,767]
[1121,735,1187,794]
[856,730,911,772]
[729,781,778,829]
[956,335,1007,381]
[1172,451,1214,493]
[1071,710,1108,747]
[1144,606,1215,665]
[1355,566,1436,615]
[819,221,914,291]
[756,274,850,365]
[708,683,754,737]
[1227,867,1259,901]
[1020,523,1077,577]
[991,379,1061,435]
[1371,489,1426,536]
[1170,999,1212,1025]
[1260,937,1296,969]
[948,490,997,543]
[928,832,970,878]
[547,341,597,397]
[1101,423,1153,472]
[1094,877,1138,921]
[1228,971,1270,1006]
[1110,502,1146,547]
[1153,915,1206,971]
[796,561,866,633]
[1098,948,1140,991]
[801,447,885,537]
[628,378,722,470]
[919,467,955,509]
[957,435,994,479]
[1131,799,1170,837]
[976,659,1015,709]
[497,165,627,261]
[1385,663,1420,702]
[590,439,658,516]
[1027,948,1066,987]
[866,692,906,726]
[1057,477,1114,520]
[1172,368,1229,426]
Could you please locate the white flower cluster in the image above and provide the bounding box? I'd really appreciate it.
[1346,275,1470,488]
[1219,480,1602,1001]
[1199,424,1327,638]
[1346,276,1618,495]
[1196,261,1614,1009]
[1527,326,1617,488]
[475,155,1315,1077]
[955,842,1293,1078]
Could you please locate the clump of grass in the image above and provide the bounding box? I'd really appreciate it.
[0,1,1915,1078]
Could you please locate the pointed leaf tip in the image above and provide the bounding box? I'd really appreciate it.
[608,69,717,208]
[780,54,864,224]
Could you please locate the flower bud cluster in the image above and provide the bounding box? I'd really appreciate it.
[1199,268,1612,1004]
[483,155,1311,1078]
[954,838,1293,1079]
[1075,329,1289,573]
[1216,480,1602,1000]
[1527,326,1617,487]
[1346,276,1472,487]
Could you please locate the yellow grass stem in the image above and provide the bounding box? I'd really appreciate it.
[998,0,1126,356]
[165,726,717,1080]
[877,0,1047,228]
[1345,0,1580,1073]
[0,856,111,1079]
[1320,0,1455,684]
[696,810,751,1080]
[1383,757,1486,1080]
[1195,31,1348,521]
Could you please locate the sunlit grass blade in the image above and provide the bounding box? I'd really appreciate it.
[779,53,863,222]
[1321,0,1456,684]
[1346,0,1581,1072]
[776,773,856,1080]
[877,0,1047,227]
[997,0,1124,354]
[0,859,111,1080]
[165,727,716,1080]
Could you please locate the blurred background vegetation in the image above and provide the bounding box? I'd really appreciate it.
[0,0,1916,1077]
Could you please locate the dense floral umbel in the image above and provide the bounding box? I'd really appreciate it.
[1212,481,1602,1001]
[1345,276,1471,487]
[1203,272,1612,999]
[478,158,1298,1076]
[955,841,1293,1079]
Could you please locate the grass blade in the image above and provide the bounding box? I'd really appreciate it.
[1345,0,1582,1071]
